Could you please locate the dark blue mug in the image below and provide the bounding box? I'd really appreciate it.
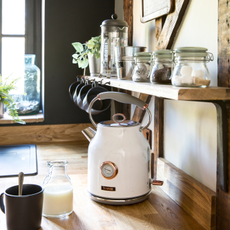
[0,184,43,230]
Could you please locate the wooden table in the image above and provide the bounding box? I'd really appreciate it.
[0,142,204,230]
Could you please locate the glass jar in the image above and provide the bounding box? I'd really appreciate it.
[132,52,152,82]
[13,54,41,115]
[42,160,73,218]
[150,50,173,84]
[171,47,213,87]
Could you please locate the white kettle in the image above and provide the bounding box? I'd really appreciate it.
[82,92,163,205]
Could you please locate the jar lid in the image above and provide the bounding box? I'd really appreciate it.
[134,52,152,60]
[174,47,214,61]
[153,49,173,59]
[174,47,208,53]
[174,47,209,57]
[174,52,208,57]
[134,52,152,57]
[101,14,128,27]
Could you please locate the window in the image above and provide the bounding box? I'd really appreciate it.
[0,0,42,99]
[0,0,42,120]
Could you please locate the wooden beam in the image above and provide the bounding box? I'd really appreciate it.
[155,0,190,50]
[123,0,133,46]
[111,0,133,119]
[153,97,164,178]
[132,93,152,123]
[216,0,230,229]
[155,16,166,40]
[157,157,216,230]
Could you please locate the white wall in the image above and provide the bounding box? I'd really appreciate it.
[128,0,217,192]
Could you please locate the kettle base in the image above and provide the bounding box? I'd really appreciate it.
[89,191,151,206]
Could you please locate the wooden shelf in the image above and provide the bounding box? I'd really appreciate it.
[86,76,230,101]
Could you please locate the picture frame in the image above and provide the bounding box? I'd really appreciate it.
[141,0,174,23]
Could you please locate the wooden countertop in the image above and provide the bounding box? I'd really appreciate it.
[0,142,205,230]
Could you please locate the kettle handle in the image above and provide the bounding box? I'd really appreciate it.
[88,92,152,131]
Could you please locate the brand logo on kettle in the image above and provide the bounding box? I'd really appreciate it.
[101,186,116,191]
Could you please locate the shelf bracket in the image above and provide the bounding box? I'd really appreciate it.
[209,100,228,192]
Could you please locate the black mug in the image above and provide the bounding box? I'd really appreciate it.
[73,78,85,105]
[82,84,111,115]
[76,80,92,110]
[69,76,81,101]
[0,184,43,230]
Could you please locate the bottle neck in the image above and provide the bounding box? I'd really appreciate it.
[25,55,36,65]
[50,165,67,176]
[48,160,68,176]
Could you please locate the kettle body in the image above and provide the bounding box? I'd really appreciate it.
[88,123,151,200]
[82,91,163,205]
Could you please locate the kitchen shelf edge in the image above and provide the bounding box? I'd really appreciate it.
[85,76,230,101]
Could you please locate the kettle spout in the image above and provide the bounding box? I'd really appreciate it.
[82,127,96,142]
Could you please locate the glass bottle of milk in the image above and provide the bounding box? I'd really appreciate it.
[42,160,73,218]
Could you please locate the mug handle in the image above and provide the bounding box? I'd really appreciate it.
[0,193,5,213]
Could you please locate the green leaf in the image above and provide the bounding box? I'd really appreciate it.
[87,40,95,49]
[0,75,25,124]
[71,35,101,69]
[78,59,89,69]
[72,42,84,52]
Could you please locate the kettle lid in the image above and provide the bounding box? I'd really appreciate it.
[100,113,139,127]
[101,14,128,27]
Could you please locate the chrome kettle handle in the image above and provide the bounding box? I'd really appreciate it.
[88,92,152,131]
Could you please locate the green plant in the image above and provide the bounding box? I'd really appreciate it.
[0,76,25,124]
[72,35,101,69]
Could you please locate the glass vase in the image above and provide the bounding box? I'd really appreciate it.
[12,54,40,115]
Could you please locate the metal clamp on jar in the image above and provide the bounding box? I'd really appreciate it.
[150,49,174,84]
[171,47,214,87]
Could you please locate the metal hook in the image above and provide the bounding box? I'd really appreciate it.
[103,81,110,86]
[97,80,103,84]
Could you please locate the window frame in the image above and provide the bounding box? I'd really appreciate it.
[0,0,42,71]
[0,0,43,119]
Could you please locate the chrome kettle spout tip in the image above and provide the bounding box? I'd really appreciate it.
[82,127,96,142]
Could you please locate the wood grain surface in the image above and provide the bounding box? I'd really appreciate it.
[217,1,230,229]
[157,158,216,230]
[155,16,166,40]
[153,97,164,179]
[155,0,190,50]
[123,0,133,46]
[132,93,152,124]
[0,123,92,145]
[0,142,205,230]
[85,76,230,101]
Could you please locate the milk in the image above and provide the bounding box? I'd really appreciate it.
[42,183,73,217]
